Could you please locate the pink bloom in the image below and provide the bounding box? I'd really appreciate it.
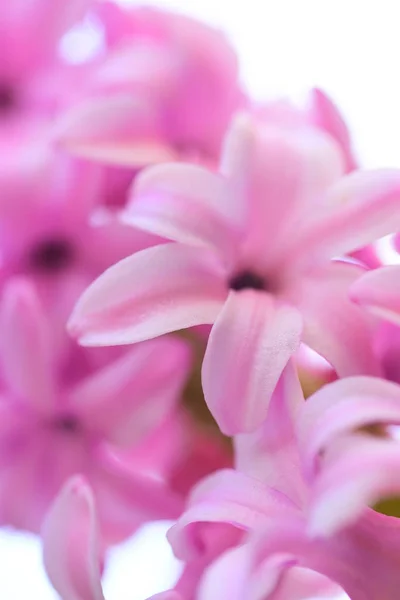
[160,366,400,599]
[0,277,190,541]
[55,4,246,169]
[68,114,400,434]
[44,366,400,599]
[0,136,160,341]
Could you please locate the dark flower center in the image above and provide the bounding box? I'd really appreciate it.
[0,84,17,114]
[29,238,74,273]
[54,414,81,434]
[229,270,266,291]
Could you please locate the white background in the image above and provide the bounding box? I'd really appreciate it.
[3,0,400,598]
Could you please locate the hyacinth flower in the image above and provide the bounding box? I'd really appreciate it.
[0,0,94,129]
[0,137,161,345]
[42,366,400,599]
[69,113,400,435]
[55,3,246,169]
[0,277,190,542]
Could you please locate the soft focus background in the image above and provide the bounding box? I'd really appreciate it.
[3,0,400,598]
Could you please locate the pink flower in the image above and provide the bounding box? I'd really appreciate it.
[161,366,400,599]
[0,277,190,541]
[43,366,400,599]
[68,114,400,434]
[0,136,160,341]
[55,4,246,169]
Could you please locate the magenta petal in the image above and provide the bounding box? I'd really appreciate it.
[202,292,303,434]
[350,265,400,325]
[42,476,105,600]
[69,243,227,346]
[0,279,54,412]
[124,163,243,262]
[297,261,381,376]
[70,337,191,447]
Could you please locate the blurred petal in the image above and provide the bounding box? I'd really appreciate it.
[42,476,104,600]
[70,337,191,447]
[69,243,227,346]
[297,261,381,376]
[202,291,302,434]
[0,278,54,412]
[309,88,357,172]
[350,265,400,325]
[124,163,243,262]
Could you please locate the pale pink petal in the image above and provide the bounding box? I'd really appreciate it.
[55,94,174,166]
[308,435,400,537]
[41,476,105,600]
[68,243,227,346]
[0,278,54,412]
[350,265,400,325]
[298,376,400,478]
[309,88,357,172]
[235,362,307,504]
[70,337,191,447]
[124,163,243,262]
[287,169,400,268]
[168,469,296,561]
[239,124,343,261]
[295,261,381,376]
[202,291,303,434]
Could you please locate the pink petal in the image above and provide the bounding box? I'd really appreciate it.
[70,337,191,447]
[168,469,296,561]
[296,261,381,376]
[41,476,105,600]
[298,376,400,478]
[0,278,54,413]
[68,243,227,346]
[235,362,307,504]
[350,265,400,325]
[90,449,183,544]
[308,435,400,537]
[287,169,400,268]
[124,163,243,263]
[202,291,303,434]
[55,94,175,166]
[309,88,357,172]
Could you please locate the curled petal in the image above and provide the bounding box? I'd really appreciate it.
[350,265,400,325]
[202,291,303,434]
[42,476,104,600]
[0,278,54,413]
[69,243,227,346]
[298,376,400,478]
[168,469,295,561]
[124,163,243,262]
[70,336,191,447]
[308,436,400,537]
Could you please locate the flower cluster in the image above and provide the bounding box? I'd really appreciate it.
[3,1,400,599]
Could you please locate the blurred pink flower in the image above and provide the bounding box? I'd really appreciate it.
[55,3,246,169]
[0,278,190,541]
[68,114,400,434]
